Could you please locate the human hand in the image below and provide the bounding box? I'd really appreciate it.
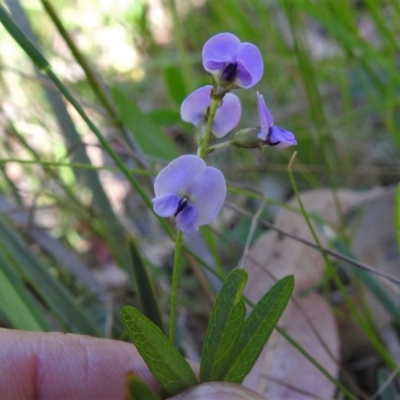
[0,329,264,400]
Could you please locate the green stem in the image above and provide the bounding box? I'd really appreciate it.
[169,230,183,344]
[167,0,194,93]
[206,140,231,154]
[197,97,220,158]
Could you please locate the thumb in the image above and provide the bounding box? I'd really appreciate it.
[168,382,266,400]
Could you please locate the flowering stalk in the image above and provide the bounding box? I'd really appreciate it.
[197,96,220,158]
[152,32,296,353]
[169,230,183,344]
[152,154,226,346]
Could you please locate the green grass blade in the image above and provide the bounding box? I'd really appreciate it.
[128,236,164,332]
[0,215,100,335]
[395,183,400,252]
[3,1,133,280]
[0,247,49,331]
[200,269,247,383]
[222,275,294,384]
[121,306,197,396]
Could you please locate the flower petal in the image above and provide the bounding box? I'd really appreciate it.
[154,155,206,197]
[152,193,181,217]
[180,86,212,126]
[175,203,199,232]
[212,93,242,138]
[269,126,297,148]
[256,92,273,140]
[235,43,263,88]
[202,33,241,74]
[190,167,226,226]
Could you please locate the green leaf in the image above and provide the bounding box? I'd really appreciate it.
[222,275,295,384]
[0,215,100,335]
[0,246,49,331]
[128,236,164,332]
[200,269,247,382]
[395,183,400,253]
[163,66,187,106]
[121,306,197,396]
[125,372,161,400]
[147,109,181,126]
[111,87,180,161]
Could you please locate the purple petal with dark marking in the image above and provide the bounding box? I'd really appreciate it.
[176,203,199,232]
[202,33,240,73]
[152,155,226,233]
[152,193,181,217]
[256,91,273,140]
[269,126,297,148]
[202,32,263,89]
[256,92,297,148]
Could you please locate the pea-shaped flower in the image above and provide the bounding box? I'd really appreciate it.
[152,155,226,233]
[180,85,241,138]
[202,32,263,89]
[257,92,297,148]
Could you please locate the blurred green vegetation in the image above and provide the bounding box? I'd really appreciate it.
[0,0,400,396]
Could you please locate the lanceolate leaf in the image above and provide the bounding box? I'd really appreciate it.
[163,66,187,106]
[111,87,180,161]
[121,306,197,396]
[125,372,161,400]
[222,275,295,384]
[200,269,247,382]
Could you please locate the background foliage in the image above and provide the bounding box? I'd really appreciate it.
[1,0,400,398]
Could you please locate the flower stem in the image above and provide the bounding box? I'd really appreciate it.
[206,141,231,154]
[169,230,183,344]
[197,97,220,159]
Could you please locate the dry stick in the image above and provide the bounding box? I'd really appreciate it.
[239,198,266,270]
[241,247,369,399]
[257,374,331,400]
[225,200,400,287]
[370,365,400,400]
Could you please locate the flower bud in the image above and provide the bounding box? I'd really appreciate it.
[229,128,264,150]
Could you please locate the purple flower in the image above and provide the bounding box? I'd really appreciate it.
[202,33,263,89]
[257,92,297,148]
[152,155,226,233]
[180,85,241,138]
